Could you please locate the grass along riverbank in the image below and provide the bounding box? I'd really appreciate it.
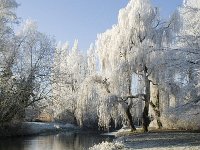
[91,128,200,150]
[0,122,79,137]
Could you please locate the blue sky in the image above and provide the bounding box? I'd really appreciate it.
[16,0,183,51]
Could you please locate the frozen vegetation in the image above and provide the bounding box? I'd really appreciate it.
[89,141,126,150]
[161,100,200,130]
[63,0,200,131]
[90,131,200,150]
[19,122,78,135]
[0,122,78,136]
[0,0,200,147]
[90,141,200,150]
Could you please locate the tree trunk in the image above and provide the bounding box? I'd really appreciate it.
[149,83,162,129]
[126,68,136,132]
[142,66,150,132]
[149,101,162,129]
[126,105,136,131]
[142,106,149,132]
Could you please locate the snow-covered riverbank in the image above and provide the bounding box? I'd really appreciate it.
[90,130,200,150]
[90,141,200,150]
[0,122,79,136]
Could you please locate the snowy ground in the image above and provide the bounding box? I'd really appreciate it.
[92,129,200,150]
[0,122,79,136]
[117,131,200,149]
[21,122,79,134]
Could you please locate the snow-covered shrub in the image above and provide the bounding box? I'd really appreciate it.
[161,100,200,130]
[89,141,126,150]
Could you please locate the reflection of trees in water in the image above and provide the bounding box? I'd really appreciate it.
[0,138,24,150]
[56,132,114,150]
[0,132,114,150]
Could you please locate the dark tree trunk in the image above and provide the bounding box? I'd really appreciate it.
[142,106,150,132]
[149,101,162,129]
[149,83,162,129]
[126,69,136,132]
[126,105,136,131]
[142,66,150,132]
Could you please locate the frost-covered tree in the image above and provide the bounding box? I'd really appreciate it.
[95,0,160,132]
[0,16,55,123]
[49,0,200,131]
[52,40,88,123]
[177,0,200,101]
[74,44,100,127]
[0,0,19,123]
[157,0,200,130]
[87,44,96,75]
[0,0,18,78]
[153,0,200,109]
[0,0,18,50]
[12,20,55,117]
[51,41,70,117]
[94,0,183,132]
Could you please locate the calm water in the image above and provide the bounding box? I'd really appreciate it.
[0,131,114,150]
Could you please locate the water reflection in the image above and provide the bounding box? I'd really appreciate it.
[0,131,114,150]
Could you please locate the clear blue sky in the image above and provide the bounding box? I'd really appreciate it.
[16,0,183,51]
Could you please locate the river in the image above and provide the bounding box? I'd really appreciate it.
[0,131,114,150]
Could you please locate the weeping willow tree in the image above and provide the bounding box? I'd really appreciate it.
[94,0,179,132]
